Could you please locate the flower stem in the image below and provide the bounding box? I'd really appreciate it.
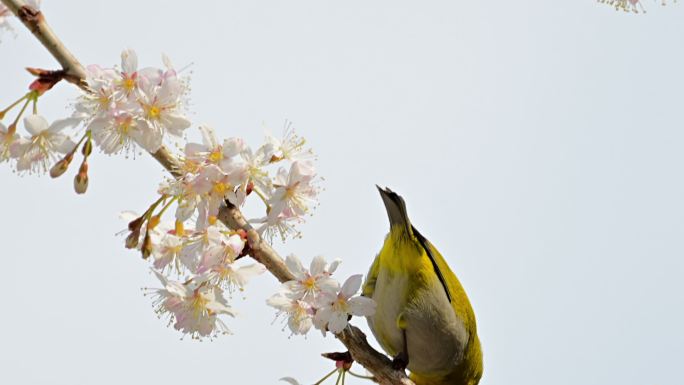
[313,368,338,385]
[147,195,168,219]
[68,130,91,156]
[252,185,271,207]
[9,97,32,133]
[0,93,29,118]
[156,195,178,217]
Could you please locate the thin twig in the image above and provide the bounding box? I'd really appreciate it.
[0,2,414,384]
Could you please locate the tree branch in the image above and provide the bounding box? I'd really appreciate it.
[0,2,414,384]
[2,0,86,89]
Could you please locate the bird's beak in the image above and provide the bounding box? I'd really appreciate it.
[376,185,411,234]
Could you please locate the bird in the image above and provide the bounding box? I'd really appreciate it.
[363,186,483,385]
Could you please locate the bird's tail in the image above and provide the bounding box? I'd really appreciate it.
[376,186,413,235]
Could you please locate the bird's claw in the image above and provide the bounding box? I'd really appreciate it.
[391,351,409,371]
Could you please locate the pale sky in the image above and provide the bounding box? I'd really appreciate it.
[1,1,683,385]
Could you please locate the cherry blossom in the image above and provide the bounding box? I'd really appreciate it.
[75,65,120,119]
[138,73,190,137]
[268,160,319,222]
[149,271,235,339]
[90,109,161,154]
[266,293,315,336]
[266,122,314,161]
[251,208,304,242]
[12,114,78,174]
[266,255,375,336]
[599,0,675,12]
[184,125,244,170]
[281,254,339,302]
[74,50,191,155]
[150,227,187,272]
[313,275,377,334]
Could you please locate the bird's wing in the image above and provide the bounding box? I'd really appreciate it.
[412,226,452,303]
[413,227,478,327]
[362,254,381,298]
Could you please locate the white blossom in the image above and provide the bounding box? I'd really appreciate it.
[232,144,273,193]
[12,114,78,174]
[149,271,235,339]
[268,160,319,222]
[175,224,225,272]
[138,73,191,137]
[74,50,191,155]
[598,0,675,13]
[313,275,376,334]
[266,122,314,161]
[251,208,304,242]
[193,164,244,228]
[74,65,120,120]
[150,227,188,272]
[90,109,162,154]
[184,126,244,171]
[280,254,339,302]
[195,232,265,292]
[266,293,314,336]
[205,261,266,294]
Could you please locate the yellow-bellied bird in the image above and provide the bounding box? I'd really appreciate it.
[363,187,483,385]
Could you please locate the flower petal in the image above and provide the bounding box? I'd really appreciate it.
[309,255,327,276]
[285,254,305,278]
[233,263,266,287]
[313,306,332,327]
[266,293,292,311]
[327,259,342,275]
[222,137,245,158]
[121,48,138,74]
[161,113,191,137]
[280,377,302,385]
[317,277,340,296]
[48,117,81,133]
[23,114,49,135]
[348,296,377,317]
[55,136,76,154]
[199,125,218,148]
[339,274,363,299]
[327,311,349,334]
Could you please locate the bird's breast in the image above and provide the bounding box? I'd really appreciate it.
[368,264,469,378]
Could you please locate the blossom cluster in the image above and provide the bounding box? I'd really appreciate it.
[125,123,320,339]
[0,49,191,189]
[74,49,191,155]
[267,255,376,336]
[133,212,266,340]
[599,0,676,13]
[159,123,319,242]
